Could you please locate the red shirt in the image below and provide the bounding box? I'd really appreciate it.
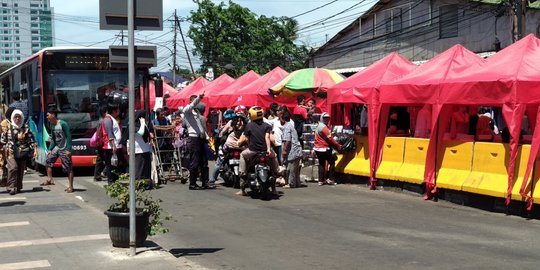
[314,125,340,150]
[292,105,308,120]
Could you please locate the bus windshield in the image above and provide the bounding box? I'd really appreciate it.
[45,70,142,139]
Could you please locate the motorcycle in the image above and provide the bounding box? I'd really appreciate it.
[221,149,242,188]
[245,152,276,200]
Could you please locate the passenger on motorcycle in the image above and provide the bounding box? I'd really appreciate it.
[209,109,236,186]
[219,105,247,138]
[236,106,280,196]
[224,116,247,151]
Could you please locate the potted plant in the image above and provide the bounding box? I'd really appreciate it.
[104,174,171,247]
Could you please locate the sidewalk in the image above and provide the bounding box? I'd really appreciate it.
[0,169,206,270]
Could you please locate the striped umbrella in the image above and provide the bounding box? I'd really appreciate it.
[269,68,345,97]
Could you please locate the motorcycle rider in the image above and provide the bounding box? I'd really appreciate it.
[237,106,280,196]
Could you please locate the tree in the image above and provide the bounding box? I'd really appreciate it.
[176,67,196,81]
[188,0,308,78]
[0,63,14,74]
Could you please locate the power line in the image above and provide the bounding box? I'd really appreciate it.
[290,0,339,19]
[310,3,499,67]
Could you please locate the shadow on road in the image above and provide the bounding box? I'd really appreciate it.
[0,201,26,207]
[169,248,223,257]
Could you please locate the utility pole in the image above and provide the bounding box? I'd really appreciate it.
[127,0,136,257]
[173,10,177,88]
[511,0,527,42]
[176,16,196,79]
[115,31,126,45]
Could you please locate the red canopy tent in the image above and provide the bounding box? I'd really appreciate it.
[378,45,487,198]
[439,34,540,208]
[207,70,260,109]
[167,77,209,109]
[232,67,295,108]
[141,80,179,109]
[169,74,235,109]
[328,52,417,188]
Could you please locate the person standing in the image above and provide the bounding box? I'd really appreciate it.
[414,105,432,138]
[292,95,308,147]
[102,103,124,184]
[450,106,469,140]
[184,94,212,190]
[281,110,303,188]
[1,109,36,195]
[44,108,74,193]
[131,111,153,186]
[0,107,14,188]
[314,112,342,186]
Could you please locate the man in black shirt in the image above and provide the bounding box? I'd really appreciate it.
[237,106,279,196]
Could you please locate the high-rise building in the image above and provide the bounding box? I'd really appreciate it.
[0,0,54,64]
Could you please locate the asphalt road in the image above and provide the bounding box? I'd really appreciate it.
[71,168,540,270]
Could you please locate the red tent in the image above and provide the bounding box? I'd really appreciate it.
[232,67,294,108]
[439,34,540,207]
[141,80,179,109]
[378,45,487,197]
[207,70,260,108]
[194,74,236,108]
[328,52,417,188]
[167,77,209,109]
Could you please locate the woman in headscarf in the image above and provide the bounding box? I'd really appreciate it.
[1,109,36,195]
[132,110,153,186]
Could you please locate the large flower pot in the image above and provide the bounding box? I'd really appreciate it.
[104,210,149,248]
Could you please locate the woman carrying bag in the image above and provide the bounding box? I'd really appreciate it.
[1,109,36,195]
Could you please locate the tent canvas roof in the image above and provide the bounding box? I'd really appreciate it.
[328,52,416,105]
[379,44,486,105]
[208,70,260,108]
[441,34,540,105]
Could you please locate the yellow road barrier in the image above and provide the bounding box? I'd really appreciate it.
[395,138,429,184]
[436,141,473,191]
[343,136,370,177]
[376,137,405,180]
[463,142,530,199]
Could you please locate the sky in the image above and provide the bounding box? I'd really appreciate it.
[49,0,377,71]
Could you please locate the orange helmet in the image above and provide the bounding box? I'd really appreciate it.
[248,106,264,121]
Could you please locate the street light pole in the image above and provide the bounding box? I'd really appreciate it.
[127,0,137,257]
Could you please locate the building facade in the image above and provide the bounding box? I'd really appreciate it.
[308,0,540,71]
[0,0,54,64]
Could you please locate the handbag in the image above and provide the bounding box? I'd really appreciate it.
[90,121,104,148]
[10,125,32,159]
[12,144,31,159]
